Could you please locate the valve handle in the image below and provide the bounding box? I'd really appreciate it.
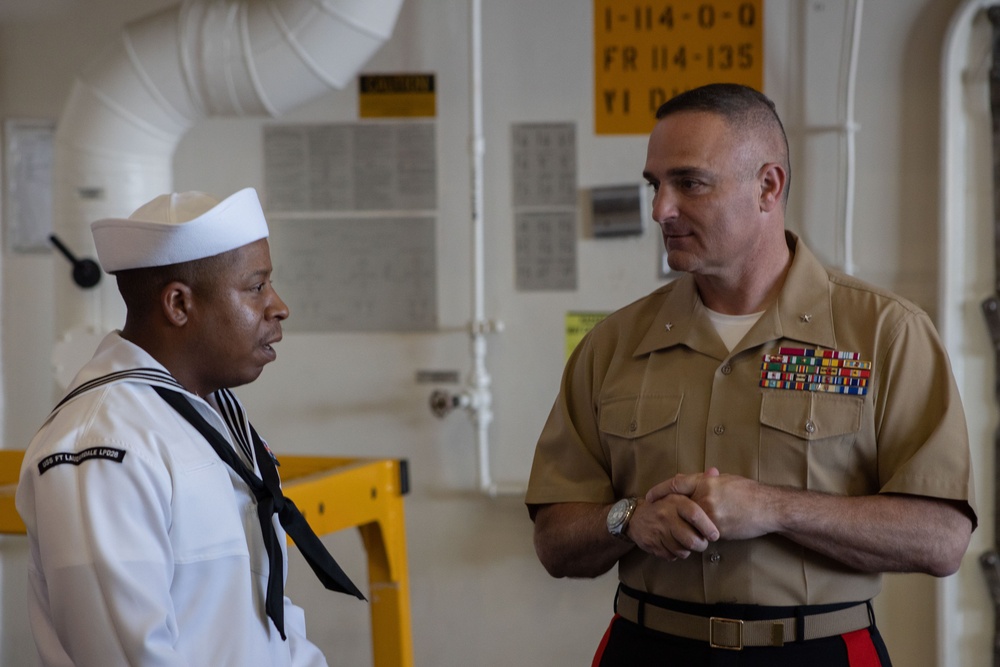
[49,234,102,289]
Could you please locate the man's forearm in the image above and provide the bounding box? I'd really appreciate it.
[650,471,974,576]
[769,487,973,576]
[532,502,632,578]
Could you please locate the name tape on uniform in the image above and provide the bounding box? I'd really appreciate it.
[38,447,126,475]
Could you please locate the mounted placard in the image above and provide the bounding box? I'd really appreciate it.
[359,73,436,118]
[3,119,55,252]
[593,0,764,135]
[263,121,438,332]
[511,122,579,292]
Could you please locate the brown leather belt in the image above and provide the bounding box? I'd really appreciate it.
[617,588,872,651]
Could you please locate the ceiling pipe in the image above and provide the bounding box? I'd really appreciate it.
[52,0,404,343]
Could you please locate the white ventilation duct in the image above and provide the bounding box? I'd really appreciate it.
[52,0,404,345]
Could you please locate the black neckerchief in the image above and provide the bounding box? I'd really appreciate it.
[153,386,365,640]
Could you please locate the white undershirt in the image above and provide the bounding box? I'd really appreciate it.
[706,308,765,351]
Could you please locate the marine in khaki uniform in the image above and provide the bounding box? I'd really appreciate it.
[526,83,976,666]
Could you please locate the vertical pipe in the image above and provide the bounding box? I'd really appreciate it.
[937,5,990,665]
[841,0,863,276]
[470,0,486,328]
[468,0,496,495]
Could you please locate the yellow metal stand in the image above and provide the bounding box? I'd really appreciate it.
[0,451,25,535]
[0,450,413,667]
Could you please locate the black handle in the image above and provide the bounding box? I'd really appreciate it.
[49,234,102,289]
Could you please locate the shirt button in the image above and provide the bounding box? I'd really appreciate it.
[713,424,725,436]
[709,552,721,563]
[721,364,732,375]
[629,420,637,432]
[805,420,816,434]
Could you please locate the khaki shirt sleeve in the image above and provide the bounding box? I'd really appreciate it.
[873,309,977,523]
[525,332,615,511]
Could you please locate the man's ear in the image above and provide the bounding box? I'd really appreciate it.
[160,281,194,327]
[758,162,786,212]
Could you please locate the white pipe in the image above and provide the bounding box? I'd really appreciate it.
[53,0,404,338]
[467,0,496,497]
[463,0,513,497]
[937,3,992,666]
[802,1,862,274]
[470,0,485,328]
[468,0,490,495]
[940,0,990,350]
[840,0,863,276]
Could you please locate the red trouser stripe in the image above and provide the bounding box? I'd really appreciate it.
[591,614,619,667]
[842,628,882,666]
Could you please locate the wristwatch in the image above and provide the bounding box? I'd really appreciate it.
[606,497,638,541]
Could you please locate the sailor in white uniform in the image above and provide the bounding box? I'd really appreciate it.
[16,188,362,667]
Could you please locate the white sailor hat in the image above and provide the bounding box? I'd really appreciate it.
[91,187,269,273]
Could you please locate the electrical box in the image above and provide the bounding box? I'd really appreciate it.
[591,184,644,237]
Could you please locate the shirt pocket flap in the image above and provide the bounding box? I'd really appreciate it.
[760,391,862,441]
[600,394,683,439]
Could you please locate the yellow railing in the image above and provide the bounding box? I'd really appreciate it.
[0,450,413,667]
[0,451,23,535]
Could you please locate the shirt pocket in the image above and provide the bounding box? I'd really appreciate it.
[599,394,683,494]
[759,391,863,492]
[171,459,252,563]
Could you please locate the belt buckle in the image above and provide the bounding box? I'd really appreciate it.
[709,617,743,650]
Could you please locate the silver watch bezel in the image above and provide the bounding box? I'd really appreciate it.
[607,497,637,539]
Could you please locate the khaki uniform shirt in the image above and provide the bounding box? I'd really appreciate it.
[526,235,976,606]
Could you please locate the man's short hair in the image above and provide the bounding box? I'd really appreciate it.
[655,83,791,202]
[115,251,237,319]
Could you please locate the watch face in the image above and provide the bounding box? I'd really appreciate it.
[608,499,629,528]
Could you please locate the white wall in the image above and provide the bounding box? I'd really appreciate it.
[0,0,990,665]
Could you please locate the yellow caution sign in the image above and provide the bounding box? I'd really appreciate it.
[359,74,436,118]
[594,0,763,135]
[566,311,610,360]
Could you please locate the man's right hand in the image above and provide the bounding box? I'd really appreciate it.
[630,479,720,561]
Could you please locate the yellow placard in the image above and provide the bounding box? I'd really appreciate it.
[594,0,764,135]
[359,74,436,118]
[566,311,610,360]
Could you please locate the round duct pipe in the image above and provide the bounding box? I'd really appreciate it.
[51,0,403,353]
